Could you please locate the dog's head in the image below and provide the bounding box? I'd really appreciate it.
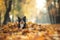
[18,16,26,23]
[17,16,26,28]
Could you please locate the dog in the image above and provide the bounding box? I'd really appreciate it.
[17,16,26,29]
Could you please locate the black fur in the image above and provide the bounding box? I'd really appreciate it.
[17,16,26,29]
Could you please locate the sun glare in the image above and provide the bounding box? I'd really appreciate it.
[36,0,46,10]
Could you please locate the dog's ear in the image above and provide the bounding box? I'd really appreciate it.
[17,17,21,22]
[23,16,26,22]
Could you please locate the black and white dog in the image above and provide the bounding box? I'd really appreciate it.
[17,16,26,29]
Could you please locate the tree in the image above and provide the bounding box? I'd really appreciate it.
[3,0,12,25]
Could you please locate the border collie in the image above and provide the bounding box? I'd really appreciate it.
[17,16,26,29]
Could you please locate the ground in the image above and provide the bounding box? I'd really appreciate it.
[0,22,60,40]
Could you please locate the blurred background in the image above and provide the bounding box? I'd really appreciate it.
[0,0,60,26]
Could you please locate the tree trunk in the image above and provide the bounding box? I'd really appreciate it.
[3,0,12,25]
